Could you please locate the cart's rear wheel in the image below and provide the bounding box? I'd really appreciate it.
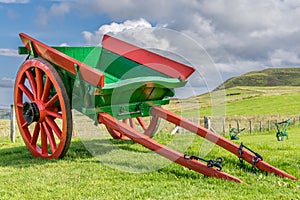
[106,116,160,140]
[14,58,72,159]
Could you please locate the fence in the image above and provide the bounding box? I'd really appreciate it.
[0,105,16,142]
[1,105,300,142]
[201,115,300,135]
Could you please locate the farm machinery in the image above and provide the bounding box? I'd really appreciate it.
[274,118,290,141]
[14,33,298,183]
[229,127,245,140]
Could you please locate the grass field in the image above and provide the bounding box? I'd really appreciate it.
[0,126,299,199]
[1,86,300,199]
[177,86,300,117]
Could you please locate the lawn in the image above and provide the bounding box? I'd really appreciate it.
[1,86,299,199]
[0,125,299,200]
[176,86,300,117]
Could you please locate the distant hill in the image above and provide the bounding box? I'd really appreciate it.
[216,68,300,90]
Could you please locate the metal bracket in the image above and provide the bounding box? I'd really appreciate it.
[28,41,38,58]
[238,143,263,168]
[184,154,224,171]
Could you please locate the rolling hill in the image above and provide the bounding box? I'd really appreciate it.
[169,67,300,117]
[215,68,300,90]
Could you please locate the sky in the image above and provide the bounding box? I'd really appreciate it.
[1,0,300,108]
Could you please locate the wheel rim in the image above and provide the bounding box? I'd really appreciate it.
[106,116,160,140]
[14,58,72,159]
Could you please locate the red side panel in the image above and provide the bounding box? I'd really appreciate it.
[102,35,195,81]
[19,33,105,88]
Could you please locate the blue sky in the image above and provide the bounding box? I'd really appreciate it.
[0,0,110,77]
[1,0,300,107]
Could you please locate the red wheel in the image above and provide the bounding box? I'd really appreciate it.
[106,116,160,140]
[14,58,72,159]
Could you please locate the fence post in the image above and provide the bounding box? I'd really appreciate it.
[293,118,296,125]
[249,120,252,134]
[237,120,240,132]
[10,104,16,143]
[222,118,226,134]
[259,121,263,132]
[204,116,211,130]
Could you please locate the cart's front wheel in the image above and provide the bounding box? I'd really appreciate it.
[106,116,160,140]
[14,58,72,159]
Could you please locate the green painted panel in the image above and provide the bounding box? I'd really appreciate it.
[19,45,188,118]
[97,49,170,80]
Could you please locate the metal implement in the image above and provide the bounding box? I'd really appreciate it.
[274,118,290,141]
[15,33,297,183]
[229,127,245,140]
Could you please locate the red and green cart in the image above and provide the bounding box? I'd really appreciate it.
[15,33,298,183]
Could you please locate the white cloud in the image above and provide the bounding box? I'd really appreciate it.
[0,78,15,106]
[0,77,14,88]
[77,0,300,85]
[270,49,300,67]
[60,43,69,47]
[0,87,13,108]
[0,0,29,3]
[0,48,20,57]
[82,18,152,45]
[36,2,71,26]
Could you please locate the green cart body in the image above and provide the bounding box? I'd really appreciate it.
[18,35,192,121]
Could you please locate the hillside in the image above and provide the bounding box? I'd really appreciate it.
[216,68,300,90]
[168,85,300,118]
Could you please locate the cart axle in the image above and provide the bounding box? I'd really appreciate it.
[22,102,40,124]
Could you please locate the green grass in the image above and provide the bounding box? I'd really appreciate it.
[1,127,299,200]
[180,86,300,117]
[1,86,300,199]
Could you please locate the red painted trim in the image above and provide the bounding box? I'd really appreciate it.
[102,35,195,81]
[19,33,105,88]
[150,106,298,180]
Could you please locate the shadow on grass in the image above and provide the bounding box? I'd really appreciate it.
[0,144,56,168]
[0,137,270,180]
[0,138,154,169]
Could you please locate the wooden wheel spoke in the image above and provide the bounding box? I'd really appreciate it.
[106,116,160,140]
[25,70,37,99]
[129,118,136,129]
[19,84,34,102]
[45,109,62,119]
[41,76,52,102]
[21,121,29,128]
[45,94,59,108]
[45,117,62,139]
[31,123,40,146]
[137,117,147,131]
[35,67,44,100]
[42,122,57,153]
[40,123,48,155]
[17,102,23,108]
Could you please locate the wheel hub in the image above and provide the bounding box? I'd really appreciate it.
[22,102,40,124]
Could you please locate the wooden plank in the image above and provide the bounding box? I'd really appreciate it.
[19,33,105,88]
[102,35,195,81]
